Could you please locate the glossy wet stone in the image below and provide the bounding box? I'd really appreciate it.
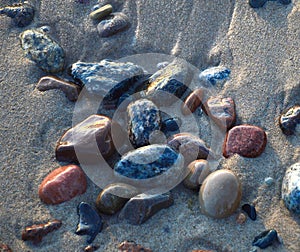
[0,2,34,27]
[223,125,267,158]
[84,245,100,252]
[198,66,230,85]
[76,202,103,244]
[282,162,300,214]
[20,28,65,73]
[252,229,278,249]
[22,220,62,244]
[89,4,112,20]
[279,105,300,135]
[161,117,182,134]
[127,99,161,148]
[242,204,257,220]
[118,241,153,252]
[199,169,242,219]
[119,193,174,225]
[114,144,183,179]
[38,165,87,205]
[56,115,116,163]
[69,60,144,96]
[97,12,130,37]
[145,59,191,106]
[37,76,81,101]
[204,97,236,130]
[181,89,204,115]
[0,243,12,252]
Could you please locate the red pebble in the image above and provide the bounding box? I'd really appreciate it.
[223,125,267,158]
[38,165,87,204]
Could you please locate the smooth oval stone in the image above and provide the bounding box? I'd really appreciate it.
[252,229,278,249]
[95,183,138,215]
[181,89,204,115]
[127,99,161,148]
[75,202,103,244]
[198,66,230,85]
[56,115,116,163]
[161,117,182,133]
[199,169,242,219]
[97,12,130,37]
[279,105,300,135]
[249,0,268,8]
[89,4,112,20]
[38,165,87,205]
[242,204,257,220]
[282,162,300,214]
[223,125,267,158]
[20,28,65,73]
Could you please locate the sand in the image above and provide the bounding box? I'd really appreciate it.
[0,0,299,251]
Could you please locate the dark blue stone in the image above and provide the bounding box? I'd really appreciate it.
[199,66,231,85]
[249,0,268,8]
[242,204,257,221]
[161,117,182,133]
[252,229,278,249]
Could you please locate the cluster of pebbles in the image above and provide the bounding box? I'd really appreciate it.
[0,0,297,251]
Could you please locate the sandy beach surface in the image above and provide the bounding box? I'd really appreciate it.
[0,0,299,251]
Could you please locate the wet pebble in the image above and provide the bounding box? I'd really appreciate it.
[118,241,152,252]
[21,220,62,244]
[97,12,130,37]
[199,169,242,219]
[0,243,12,252]
[89,4,112,20]
[20,28,65,73]
[119,193,174,225]
[181,89,204,115]
[242,204,257,220]
[84,245,100,252]
[75,202,103,244]
[161,117,182,133]
[199,66,230,85]
[38,165,87,205]
[36,76,81,101]
[281,162,300,214]
[279,105,300,136]
[223,125,267,158]
[252,229,279,249]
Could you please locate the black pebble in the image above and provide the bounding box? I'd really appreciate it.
[249,0,268,8]
[161,117,182,133]
[242,204,257,220]
[252,229,278,249]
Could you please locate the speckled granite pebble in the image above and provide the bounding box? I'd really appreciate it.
[199,66,230,85]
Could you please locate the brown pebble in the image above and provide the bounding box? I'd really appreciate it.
[118,241,152,252]
[84,245,100,252]
[223,125,267,158]
[0,243,12,252]
[36,76,81,101]
[181,89,204,115]
[38,165,87,205]
[236,212,247,224]
[21,220,62,244]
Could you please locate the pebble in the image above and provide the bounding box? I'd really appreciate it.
[249,0,291,8]
[38,165,87,205]
[21,220,62,244]
[204,97,236,130]
[181,89,204,115]
[97,12,130,37]
[69,60,144,96]
[279,105,300,136]
[36,76,81,101]
[281,162,300,214]
[75,202,103,244]
[118,241,152,252]
[223,125,267,158]
[127,99,161,148]
[252,229,278,249]
[199,169,242,219]
[119,193,174,225]
[84,245,100,252]
[161,117,182,134]
[0,244,12,252]
[157,61,169,70]
[56,115,115,163]
[114,144,184,179]
[236,212,247,224]
[242,204,257,220]
[19,28,65,73]
[95,183,138,215]
[198,66,230,85]
[89,4,112,20]
[0,2,34,27]
[264,177,274,186]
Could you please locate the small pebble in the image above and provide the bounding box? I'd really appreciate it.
[236,212,247,224]
[264,177,274,186]
[161,117,182,133]
[242,204,257,220]
[157,61,169,70]
[223,125,267,158]
[0,243,12,252]
[181,89,204,115]
[38,165,87,205]
[97,12,130,37]
[21,220,62,244]
[279,105,300,135]
[252,229,279,249]
[249,0,268,8]
[199,66,230,85]
[84,245,100,252]
[89,4,112,20]
[40,26,51,33]
[118,241,152,252]
[75,202,103,244]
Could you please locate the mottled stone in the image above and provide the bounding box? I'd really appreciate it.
[69,60,144,96]
[36,76,81,101]
[38,165,87,205]
[198,66,230,85]
[97,12,130,37]
[279,105,300,135]
[75,202,103,244]
[56,115,116,163]
[89,4,112,20]
[282,162,300,214]
[0,243,12,252]
[236,212,247,224]
[199,169,242,219]
[252,230,279,249]
[204,97,236,130]
[118,241,152,252]
[242,204,257,220]
[127,99,161,148]
[223,125,267,158]
[20,28,65,73]
[114,144,183,179]
[21,220,62,244]
[119,193,174,225]
[181,89,204,115]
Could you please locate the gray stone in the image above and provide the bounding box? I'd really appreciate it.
[97,12,130,37]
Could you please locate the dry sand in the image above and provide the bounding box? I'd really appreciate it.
[0,0,299,251]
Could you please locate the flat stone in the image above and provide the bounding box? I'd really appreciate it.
[198,66,230,85]
[223,125,267,158]
[279,105,300,135]
[199,169,242,219]
[38,165,87,205]
[118,241,153,252]
[119,193,174,225]
[181,89,204,115]
[89,4,112,20]
[97,12,130,37]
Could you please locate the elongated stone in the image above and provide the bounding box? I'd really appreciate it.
[199,66,230,85]
[89,4,112,20]
[242,204,257,220]
[252,230,278,249]
[181,89,204,115]
[279,105,300,135]
[97,12,130,37]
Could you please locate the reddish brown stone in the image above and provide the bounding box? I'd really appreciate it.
[223,125,267,158]
[39,165,87,204]
[0,243,12,252]
[181,89,204,115]
[118,241,152,252]
[236,212,247,224]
